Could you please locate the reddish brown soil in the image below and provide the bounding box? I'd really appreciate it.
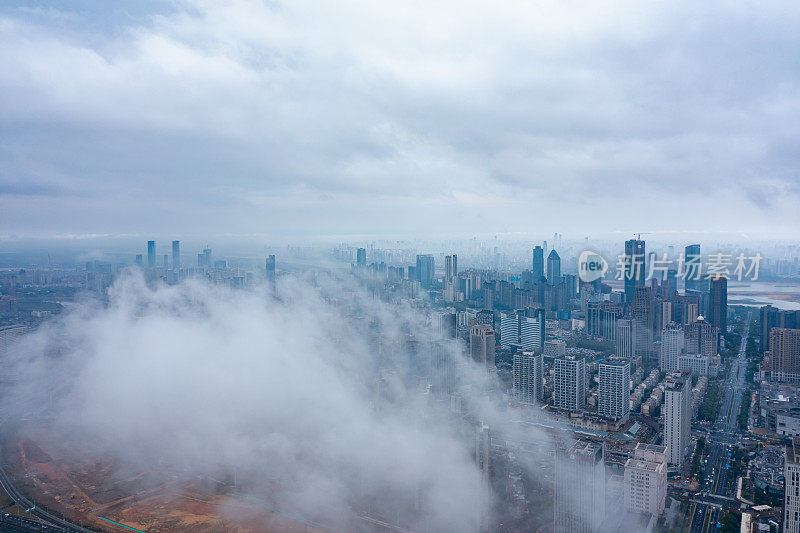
[3,428,323,533]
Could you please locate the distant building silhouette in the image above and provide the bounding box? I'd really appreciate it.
[684,244,701,293]
[198,248,212,268]
[707,275,727,338]
[624,239,645,303]
[444,254,457,282]
[172,240,180,268]
[266,255,276,295]
[547,250,561,286]
[147,240,156,268]
[416,254,435,287]
[532,245,544,281]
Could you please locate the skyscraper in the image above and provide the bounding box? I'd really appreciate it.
[266,254,276,294]
[500,309,545,352]
[664,374,691,466]
[760,305,800,352]
[0,325,26,353]
[554,440,605,533]
[615,318,635,358]
[623,239,646,303]
[624,444,667,517]
[562,274,577,299]
[499,311,519,348]
[356,247,367,268]
[684,244,701,293]
[587,300,623,340]
[660,323,685,371]
[444,254,457,282]
[416,254,435,287]
[519,308,545,352]
[785,437,800,533]
[598,359,630,421]
[631,285,654,331]
[547,250,561,286]
[134,254,143,267]
[658,300,674,332]
[685,318,718,356]
[707,275,727,337]
[428,340,456,395]
[470,324,496,368]
[513,351,543,403]
[172,240,180,269]
[665,269,678,297]
[769,328,800,384]
[532,245,544,281]
[475,424,491,532]
[147,240,156,268]
[554,355,585,411]
[482,281,494,309]
[631,286,655,363]
[198,248,212,268]
[761,305,783,352]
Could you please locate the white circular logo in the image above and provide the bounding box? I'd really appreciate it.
[578,250,608,283]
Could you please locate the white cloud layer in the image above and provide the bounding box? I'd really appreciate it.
[3,272,502,530]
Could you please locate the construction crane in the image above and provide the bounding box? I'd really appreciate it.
[633,232,653,240]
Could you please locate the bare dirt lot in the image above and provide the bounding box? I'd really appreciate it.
[2,427,322,533]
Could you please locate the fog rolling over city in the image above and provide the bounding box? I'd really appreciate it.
[1,271,602,532]
[5,0,800,531]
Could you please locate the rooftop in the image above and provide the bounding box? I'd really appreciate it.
[562,439,603,461]
[635,443,667,454]
[625,458,664,472]
[600,359,629,367]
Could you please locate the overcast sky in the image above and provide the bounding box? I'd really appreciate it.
[2,0,800,241]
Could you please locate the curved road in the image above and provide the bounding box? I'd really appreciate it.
[0,448,99,533]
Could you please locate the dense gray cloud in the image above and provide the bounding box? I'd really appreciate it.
[1,0,799,238]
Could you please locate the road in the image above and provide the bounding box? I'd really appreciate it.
[0,446,98,533]
[0,512,77,532]
[688,310,752,533]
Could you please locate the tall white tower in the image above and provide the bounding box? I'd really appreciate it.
[598,359,630,421]
[664,373,691,466]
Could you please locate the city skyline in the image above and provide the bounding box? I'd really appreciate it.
[1,1,800,531]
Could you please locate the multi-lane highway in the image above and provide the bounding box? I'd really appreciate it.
[689,310,752,533]
[0,446,98,533]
